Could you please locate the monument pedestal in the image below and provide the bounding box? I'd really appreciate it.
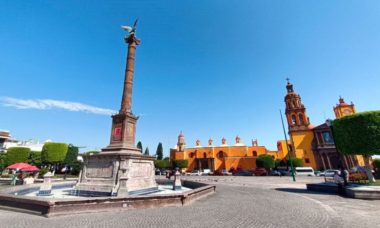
[75,152,157,197]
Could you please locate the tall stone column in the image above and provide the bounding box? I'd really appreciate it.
[103,31,141,152]
[120,36,140,113]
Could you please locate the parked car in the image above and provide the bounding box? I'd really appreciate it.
[314,170,321,176]
[221,169,233,176]
[324,169,340,177]
[201,169,211,176]
[186,170,201,176]
[268,170,281,176]
[294,167,315,176]
[234,171,253,176]
[209,170,223,176]
[253,168,268,176]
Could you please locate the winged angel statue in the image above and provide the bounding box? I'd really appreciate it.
[121,19,139,42]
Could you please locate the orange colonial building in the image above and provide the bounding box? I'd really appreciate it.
[170,133,274,172]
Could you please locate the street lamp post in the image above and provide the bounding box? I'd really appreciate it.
[280,109,296,182]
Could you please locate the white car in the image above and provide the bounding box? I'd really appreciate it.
[186,170,201,176]
[294,167,315,176]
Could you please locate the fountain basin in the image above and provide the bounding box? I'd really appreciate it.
[0,179,215,217]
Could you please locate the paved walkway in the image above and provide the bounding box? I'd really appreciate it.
[0,176,379,228]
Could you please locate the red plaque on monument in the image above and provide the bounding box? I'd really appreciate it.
[113,126,122,141]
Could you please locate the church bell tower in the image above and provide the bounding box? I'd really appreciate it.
[284,79,311,132]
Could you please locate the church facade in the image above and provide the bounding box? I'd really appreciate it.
[170,133,281,172]
[280,80,365,170]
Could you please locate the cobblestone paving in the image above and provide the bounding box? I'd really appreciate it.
[0,176,379,228]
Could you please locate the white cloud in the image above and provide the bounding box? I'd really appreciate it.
[0,97,116,115]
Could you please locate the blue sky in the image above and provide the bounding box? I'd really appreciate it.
[1,1,380,155]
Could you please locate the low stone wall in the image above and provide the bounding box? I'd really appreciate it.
[307,183,380,200]
[0,180,216,217]
[345,186,380,200]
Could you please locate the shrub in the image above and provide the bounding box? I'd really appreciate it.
[172,159,188,169]
[256,155,275,169]
[6,147,31,164]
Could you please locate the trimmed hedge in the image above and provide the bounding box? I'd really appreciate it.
[6,147,31,164]
[41,142,68,164]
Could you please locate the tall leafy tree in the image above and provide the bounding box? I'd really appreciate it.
[332,111,380,182]
[6,147,31,164]
[144,147,150,156]
[64,144,79,167]
[29,151,42,166]
[41,142,68,165]
[172,159,188,169]
[156,142,163,160]
[287,157,303,168]
[256,155,275,170]
[136,141,143,152]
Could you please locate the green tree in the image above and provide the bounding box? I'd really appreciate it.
[287,157,303,167]
[172,159,188,169]
[64,144,79,168]
[29,151,42,166]
[154,160,170,169]
[156,142,163,160]
[41,142,68,164]
[0,152,7,171]
[256,155,275,170]
[6,147,31,164]
[144,147,150,156]
[163,157,170,161]
[136,141,143,152]
[332,111,380,182]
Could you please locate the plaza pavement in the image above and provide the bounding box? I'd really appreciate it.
[0,176,379,228]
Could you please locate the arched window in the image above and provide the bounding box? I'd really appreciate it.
[298,113,305,125]
[203,152,207,158]
[218,151,224,159]
[189,152,194,158]
[252,151,258,157]
[291,115,297,125]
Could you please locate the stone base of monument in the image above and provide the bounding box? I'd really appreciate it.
[75,150,157,197]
